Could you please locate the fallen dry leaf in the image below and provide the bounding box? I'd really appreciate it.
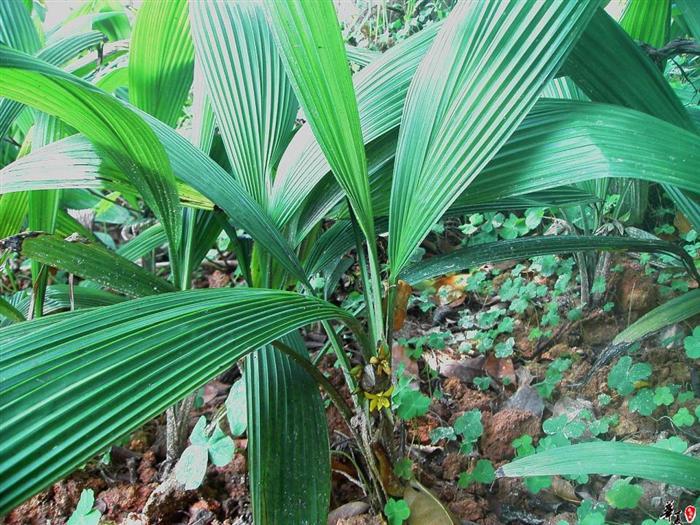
[484,354,516,384]
[392,280,413,331]
[404,481,457,525]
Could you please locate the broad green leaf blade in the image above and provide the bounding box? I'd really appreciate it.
[460,101,700,202]
[27,113,70,318]
[613,289,700,345]
[497,441,700,489]
[129,0,194,127]
[400,235,698,285]
[246,333,330,525]
[0,191,28,238]
[265,0,375,239]
[270,22,441,229]
[0,30,105,139]
[565,9,692,130]
[0,134,126,193]
[541,76,589,101]
[190,0,297,208]
[299,99,699,238]
[1,285,126,328]
[0,0,39,54]
[0,110,308,285]
[115,223,167,261]
[38,31,105,68]
[446,189,598,220]
[677,0,700,39]
[0,296,25,323]
[0,47,183,253]
[3,233,175,297]
[0,133,213,210]
[562,9,698,228]
[345,44,380,67]
[0,288,361,514]
[137,109,310,286]
[620,0,670,47]
[388,0,599,278]
[0,0,40,137]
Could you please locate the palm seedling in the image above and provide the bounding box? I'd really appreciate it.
[1,0,699,522]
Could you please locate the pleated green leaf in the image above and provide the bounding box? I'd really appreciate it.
[0,288,360,514]
[129,0,194,127]
[116,223,167,261]
[541,76,589,101]
[613,289,700,345]
[265,0,374,239]
[388,0,599,278]
[0,0,40,138]
[297,97,699,241]
[190,0,297,208]
[1,285,126,328]
[459,101,700,202]
[137,109,310,286]
[400,235,698,285]
[677,0,700,39]
[0,30,105,139]
[0,191,28,238]
[345,44,380,67]
[4,233,175,297]
[38,31,105,68]
[0,133,213,210]
[27,113,71,318]
[0,110,308,285]
[246,333,330,525]
[498,441,700,489]
[619,0,670,47]
[0,297,25,323]
[562,9,699,228]
[0,47,182,253]
[0,134,126,193]
[0,0,40,54]
[270,22,441,228]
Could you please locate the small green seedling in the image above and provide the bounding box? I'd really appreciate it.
[629,388,655,416]
[607,356,652,396]
[654,436,688,453]
[67,489,101,525]
[473,376,492,391]
[605,478,643,509]
[576,499,607,525]
[454,409,484,454]
[458,459,495,487]
[384,498,411,525]
[394,458,413,480]
[225,377,247,436]
[175,416,235,490]
[653,386,674,406]
[672,407,696,427]
[685,327,700,359]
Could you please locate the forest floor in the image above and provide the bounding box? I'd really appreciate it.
[5,252,699,525]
